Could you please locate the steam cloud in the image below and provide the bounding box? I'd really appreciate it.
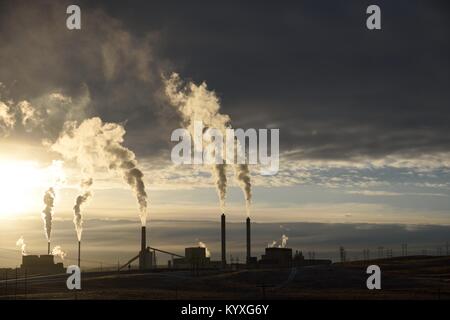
[198,241,211,258]
[280,234,289,248]
[268,234,289,248]
[234,163,252,216]
[0,96,41,136]
[42,188,55,242]
[165,73,252,214]
[51,246,67,260]
[73,178,93,241]
[268,240,277,248]
[52,117,148,225]
[16,236,27,256]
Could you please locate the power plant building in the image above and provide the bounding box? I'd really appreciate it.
[260,247,293,267]
[173,247,220,269]
[20,255,65,275]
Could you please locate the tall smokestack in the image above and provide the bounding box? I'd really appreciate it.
[47,241,50,255]
[78,241,81,268]
[246,217,251,264]
[139,226,146,270]
[221,213,226,268]
[141,226,146,253]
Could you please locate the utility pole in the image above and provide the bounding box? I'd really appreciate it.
[378,246,384,259]
[401,243,408,257]
[339,246,346,263]
[257,283,274,300]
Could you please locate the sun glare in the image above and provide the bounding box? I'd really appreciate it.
[0,160,56,216]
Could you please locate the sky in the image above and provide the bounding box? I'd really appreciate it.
[0,1,449,265]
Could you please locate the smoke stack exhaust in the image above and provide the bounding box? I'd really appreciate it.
[139,226,147,270]
[221,213,226,268]
[141,226,146,253]
[78,241,81,268]
[47,241,50,255]
[246,217,251,264]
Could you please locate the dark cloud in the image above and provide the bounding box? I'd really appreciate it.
[1,0,449,161]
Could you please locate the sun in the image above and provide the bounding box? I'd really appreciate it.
[0,160,47,216]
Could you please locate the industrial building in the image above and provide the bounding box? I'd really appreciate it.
[293,250,332,267]
[259,247,293,267]
[20,254,65,275]
[173,247,221,269]
[116,214,331,272]
[120,226,157,271]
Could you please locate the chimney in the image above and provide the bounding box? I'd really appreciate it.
[78,240,81,268]
[221,213,226,267]
[141,226,146,253]
[139,226,146,270]
[246,217,251,264]
[47,241,50,255]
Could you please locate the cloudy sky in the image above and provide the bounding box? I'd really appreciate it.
[0,1,449,264]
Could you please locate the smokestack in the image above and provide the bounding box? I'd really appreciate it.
[78,241,81,268]
[139,226,146,270]
[221,213,226,268]
[246,217,251,264]
[141,226,146,253]
[47,241,50,255]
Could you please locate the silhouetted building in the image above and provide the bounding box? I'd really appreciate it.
[173,247,220,269]
[293,250,332,267]
[260,247,292,267]
[139,248,156,269]
[20,255,65,275]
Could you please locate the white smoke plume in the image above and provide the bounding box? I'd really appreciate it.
[41,160,66,242]
[268,240,277,248]
[279,234,289,248]
[42,187,55,242]
[51,246,67,260]
[73,178,93,241]
[268,234,289,248]
[51,117,148,225]
[0,101,15,134]
[165,73,252,213]
[198,241,211,258]
[234,162,252,216]
[16,236,28,256]
[1,88,90,141]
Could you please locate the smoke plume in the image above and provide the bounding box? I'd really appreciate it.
[0,96,41,136]
[165,73,252,213]
[51,117,148,225]
[279,234,289,248]
[234,162,252,216]
[268,240,277,248]
[16,236,27,256]
[42,188,55,242]
[268,234,289,248]
[51,246,67,260]
[73,178,93,241]
[40,161,65,243]
[198,241,211,258]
